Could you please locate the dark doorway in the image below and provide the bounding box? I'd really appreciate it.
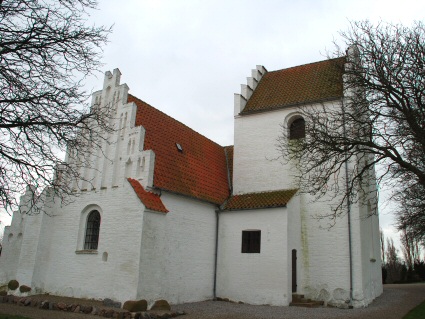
[292,249,297,293]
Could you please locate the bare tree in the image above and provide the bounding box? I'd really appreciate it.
[380,228,386,265]
[385,237,403,283]
[0,1,113,214]
[277,20,425,227]
[400,226,421,270]
[396,184,425,242]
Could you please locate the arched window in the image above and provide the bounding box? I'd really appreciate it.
[289,117,305,140]
[84,210,101,250]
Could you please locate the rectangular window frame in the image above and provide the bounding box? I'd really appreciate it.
[241,230,261,253]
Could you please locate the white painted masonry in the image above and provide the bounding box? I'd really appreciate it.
[0,57,382,308]
[217,207,291,306]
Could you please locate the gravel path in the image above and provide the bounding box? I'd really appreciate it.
[174,284,425,319]
[0,283,424,319]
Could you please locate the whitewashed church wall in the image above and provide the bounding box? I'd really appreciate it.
[0,191,32,284]
[296,190,381,308]
[0,223,23,282]
[15,209,43,287]
[286,194,302,301]
[349,201,383,308]
[30,201,57,292]
[233,100,382,307]
[233,101,339,195]
[29,183,144,302]
[216,207,290,306]
[299,191,353,306]
[138,192,217,305]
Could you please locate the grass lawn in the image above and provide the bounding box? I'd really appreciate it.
[0,316,32,319]
[403,299,425,319]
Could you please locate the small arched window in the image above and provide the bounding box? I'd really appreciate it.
[289,118,305,140]
[84,210,101,250]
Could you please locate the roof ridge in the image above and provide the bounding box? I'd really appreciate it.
[268,56,345,74]
[128,93,225,149]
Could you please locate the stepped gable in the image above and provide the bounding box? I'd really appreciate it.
[128,94,230,205]
[128,178,168,213]
[222,189,298,211]
[242,57,345,114]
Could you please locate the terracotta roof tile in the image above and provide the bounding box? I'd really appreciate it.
[222,189,298,211]
[128,95,230,204]
[242,57,345,114]
[127,178,168,213]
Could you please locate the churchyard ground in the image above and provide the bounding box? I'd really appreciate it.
[0,283,424,319]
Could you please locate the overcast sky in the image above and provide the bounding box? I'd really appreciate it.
[3,0,425,249]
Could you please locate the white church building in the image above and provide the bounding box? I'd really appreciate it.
[0,55,382,308]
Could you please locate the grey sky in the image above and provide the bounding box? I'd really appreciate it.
[2,0,424,249]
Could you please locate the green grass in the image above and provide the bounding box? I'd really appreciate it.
[0,315,32,319]
[403,300,425,319]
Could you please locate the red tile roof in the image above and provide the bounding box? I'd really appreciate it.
[242,57,345,114]
[222,189,298,211]
[127,178,168,213]
[128,95,230,205]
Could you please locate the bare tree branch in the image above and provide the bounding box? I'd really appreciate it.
[277,20,425,231]
[0,0,112,214]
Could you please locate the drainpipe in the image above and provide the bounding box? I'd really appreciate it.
[341,97,354,306]
[214,147,232,299]
[213,209,220,299]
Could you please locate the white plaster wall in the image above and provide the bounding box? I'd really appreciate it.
[233,101,382,307]
[300,192,352,306]
[0,223,23,282]
[349,201,383,307]
[138,192,217,305]
[216,207,289,306]
[286,194,302,300]
[0,191,30,284]
[31,201,56,292]
[27,182,145,302]
[233,103,335,194]
[15,209,43,286]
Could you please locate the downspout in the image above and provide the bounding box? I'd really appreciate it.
[341,97,354,307]
[214,147,233,298]
[213,209,219,299]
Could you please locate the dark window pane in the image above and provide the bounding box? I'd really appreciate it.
[289,118,305,139]
[84,210,101,250]
[242,230,261,253]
